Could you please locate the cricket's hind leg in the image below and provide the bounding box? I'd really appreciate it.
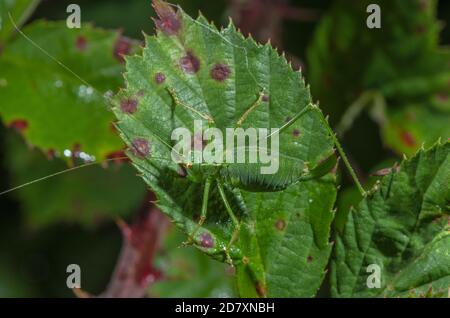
[184,175,214,246]
[216,181,241,266]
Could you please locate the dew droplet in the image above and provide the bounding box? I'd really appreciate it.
[63,149,72,157]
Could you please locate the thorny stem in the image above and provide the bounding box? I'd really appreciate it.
[311,104,367,197]
[76,192,171,298]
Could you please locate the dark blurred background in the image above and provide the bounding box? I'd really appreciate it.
[0,0,449,297]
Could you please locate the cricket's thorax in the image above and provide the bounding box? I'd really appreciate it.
[220,163,296,192]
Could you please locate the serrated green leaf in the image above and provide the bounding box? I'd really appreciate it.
[112,1,335,297]
[237,175,336,297]
[0,20,137,160]
[330,142,450,297]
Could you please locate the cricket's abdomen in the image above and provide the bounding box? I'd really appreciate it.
[220,164,297,192]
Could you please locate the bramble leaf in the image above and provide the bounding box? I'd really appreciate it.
[0,21,138,160]
[330,141,450,297]
[112,0,335,297]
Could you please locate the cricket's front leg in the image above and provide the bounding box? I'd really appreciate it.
[184,175,214,246]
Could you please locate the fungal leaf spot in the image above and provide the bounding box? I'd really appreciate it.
[211,63,231,82]
[9,119,29,132]
[114,36,132,63]
[120,98,138,114]
[400,130,416,148]
[152,0,182,36]
[131,138,150,158]
[155,72,166,84]
[75,36,87,52]
[180,52,200,74]
[275,219,286,231]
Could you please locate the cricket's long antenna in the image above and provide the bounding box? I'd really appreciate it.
[0,157,128,196]
[8,12,105,98]
[0,154,178,197]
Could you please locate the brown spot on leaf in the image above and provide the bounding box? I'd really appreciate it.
[436,93,449,102]
[292,129,300,137]
[72,143,82,158]
[107,150,130,164]
[416,25,426,34]
[307,256,313,263]
[9,119,28,132]
[255,282,267,298]
[152,0,182,36]
[46,149,56,160]
[262,94,269,102]
[120,98,138,114]
[155,72,166,84]
[211,63,231,82]
[400,130,416,148]
[114,36,132,63]
[131,138,150,158]
[180,52,200,74]
[75,36,88,51]
[275,219,286,231]
[418,0,429,10]
[199,232,214,248]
